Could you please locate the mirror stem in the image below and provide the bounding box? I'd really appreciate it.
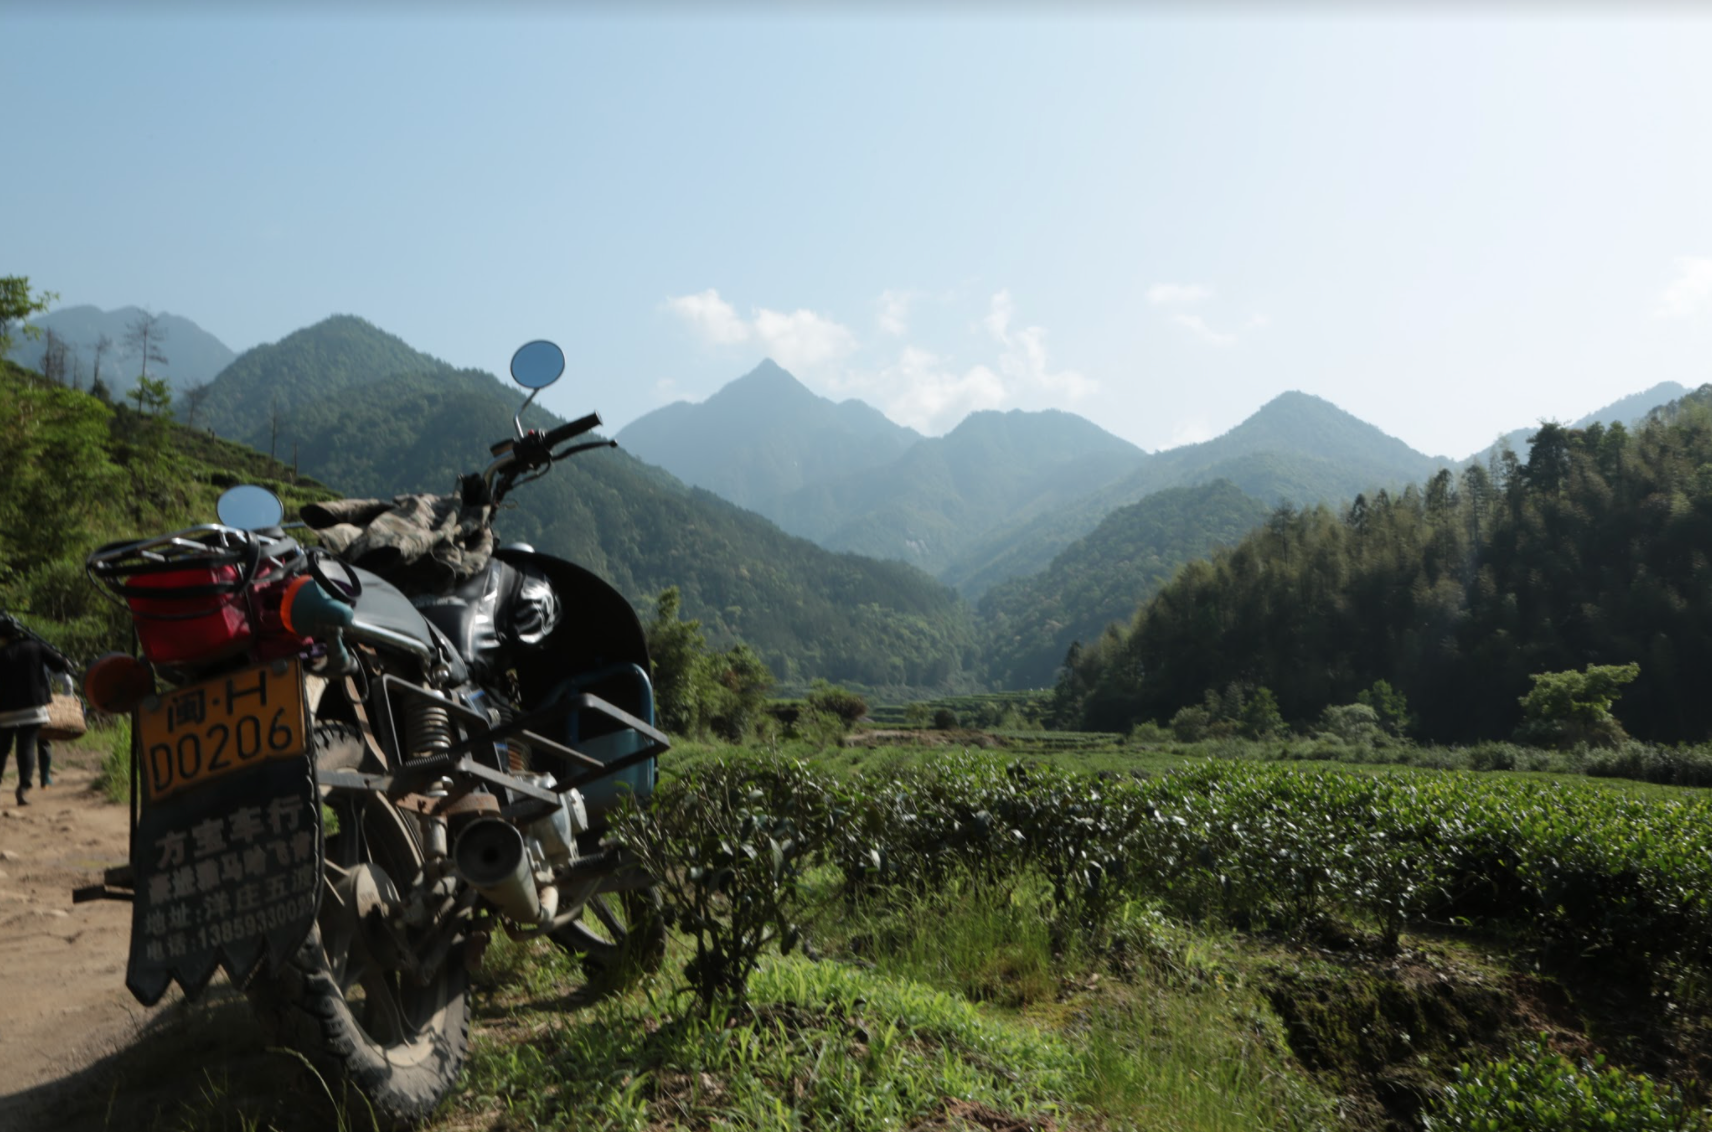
[514,387,541,438]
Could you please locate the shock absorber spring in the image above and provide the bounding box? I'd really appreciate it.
[404,696,455,759]
[494,701,530,772]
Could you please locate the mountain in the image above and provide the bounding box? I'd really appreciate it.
[196,319,978,690]
[615,359,922,512]
[943,391,1452,596]
[763,407,1149,575]
[977,479,1275,689]
[198,315,456,447]
[1474,382,1691,465]
[4,305,236,396]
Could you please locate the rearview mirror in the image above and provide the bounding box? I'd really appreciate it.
[510,340,565,390]
[217,484,285,531]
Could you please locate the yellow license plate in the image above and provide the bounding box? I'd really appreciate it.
[137,659,310,804]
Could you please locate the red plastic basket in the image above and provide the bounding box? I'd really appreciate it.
[124,565,254,665]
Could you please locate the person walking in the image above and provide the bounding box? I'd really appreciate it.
[0,614,75,806]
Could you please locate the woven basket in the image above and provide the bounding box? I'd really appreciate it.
[40,693,87,742]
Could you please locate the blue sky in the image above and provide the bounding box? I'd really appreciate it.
[6,6,1712,459]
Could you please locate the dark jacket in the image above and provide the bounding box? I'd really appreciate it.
[0,638,73,713]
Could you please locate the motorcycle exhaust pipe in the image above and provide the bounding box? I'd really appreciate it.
[452,818,542,923]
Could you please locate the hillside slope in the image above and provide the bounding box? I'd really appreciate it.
[765,408,1149,575]
[196,321,978,689]
[977,480,1274,688]
[945,391,1450,596]
[5,305,236,397]
[616,359,922,512]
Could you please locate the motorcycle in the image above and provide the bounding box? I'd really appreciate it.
[76,341,669,1122]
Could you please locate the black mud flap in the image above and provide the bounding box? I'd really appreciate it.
[125,755,324,1006]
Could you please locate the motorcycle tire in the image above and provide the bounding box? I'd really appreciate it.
[549,883,667,1004]
[247,724,470,1126]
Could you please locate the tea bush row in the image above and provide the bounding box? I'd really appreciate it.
[625,752,1712,1005]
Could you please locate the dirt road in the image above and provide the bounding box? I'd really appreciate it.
[0,741,174,1131]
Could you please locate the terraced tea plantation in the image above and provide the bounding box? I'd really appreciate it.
[77,742,1712,1132]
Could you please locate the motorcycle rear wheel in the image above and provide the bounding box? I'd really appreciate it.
[247,724,470,1125]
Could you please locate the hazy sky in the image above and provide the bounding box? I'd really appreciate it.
[6,5,1712,459]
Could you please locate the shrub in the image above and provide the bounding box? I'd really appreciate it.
[1127,720,1171,745]
[932,707,960,730]
[805,680,868,727]
[1514,663,1640,749]
[1169,705,1211,742]
[613,754,829,1012]
[1318,703,1384,747]
[1355,679,1414,738]
[1427,1041,1712,1131]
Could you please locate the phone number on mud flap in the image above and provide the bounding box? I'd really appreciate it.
[193,893,317,950]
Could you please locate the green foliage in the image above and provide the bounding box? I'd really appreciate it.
[1516,663,1641,749]
[687,746,1712,985]
[645,587,776,740]
[804,680,868,726]
[1063,394,1712,743]
[932,707,960,730]
[613,754,829,1012]
[0,359,335,659]
[1427,1041,1712,1131]
[197,319,981,692]
[1318,703,1385,747]
[1356,679,1413,737]
[0,275,56,355]
[94,716,133,804]
[128,372,173,416]
[978,480,1273,688]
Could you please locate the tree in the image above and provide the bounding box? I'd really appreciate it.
[129,373,172,417]
[0,276,56,356]
[1356,679,1413,737]
[123,310,168,382]
[40,328,70,385]
[180,380,211,428]
[1516,663,1641,749]
[644,587,708,736]
[91,333,113,390]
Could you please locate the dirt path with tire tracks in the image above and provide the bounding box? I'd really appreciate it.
[0,742,179,1131]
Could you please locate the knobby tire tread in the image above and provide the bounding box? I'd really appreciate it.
[245,723,470,1127]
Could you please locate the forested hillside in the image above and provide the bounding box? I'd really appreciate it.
[0,358,334,658]
[943,391,1452,595]
[764,407,1148,575]
[195,320,980,689]
[977,480,1272,689]
[3,305,235,397]
[1057,390,1712,742]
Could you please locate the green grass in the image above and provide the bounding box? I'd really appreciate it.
[91,716,132,804]
[74,734,1711,1132]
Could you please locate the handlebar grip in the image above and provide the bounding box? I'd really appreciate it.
[544,412,602,448]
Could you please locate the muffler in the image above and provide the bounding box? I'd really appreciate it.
[452,818,542,923]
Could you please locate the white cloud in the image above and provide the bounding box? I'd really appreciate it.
[877,289,913,336]
[666,289,750,345]
[1170,312,1237,347]
[669,286,1090,431]
[752,307,857,371]
[667,288,855,372]
[1146,283,1213,305]
[1657,257,1712,319]
[983,290,1096,400]
[824,347,1008,433]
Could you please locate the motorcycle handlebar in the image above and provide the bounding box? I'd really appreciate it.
[544,412,601,448]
